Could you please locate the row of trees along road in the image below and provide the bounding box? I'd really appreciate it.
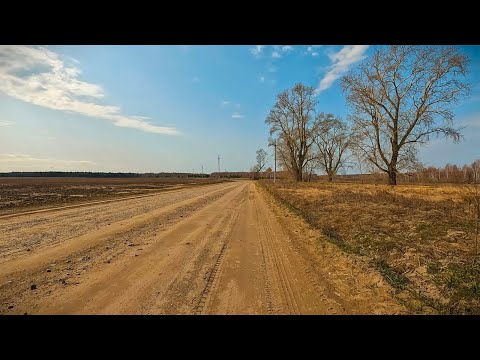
[262,45,471,185]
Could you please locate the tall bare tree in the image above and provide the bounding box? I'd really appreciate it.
[266,83,320,181]
[251,148,268,179]
[472,159,480,182]
[341,45,470,185]
[351,142,369,183]
[312,113,352,182]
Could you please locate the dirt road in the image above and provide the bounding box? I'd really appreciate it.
[0,181,405,314]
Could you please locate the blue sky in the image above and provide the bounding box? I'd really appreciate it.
[0,45,479,173]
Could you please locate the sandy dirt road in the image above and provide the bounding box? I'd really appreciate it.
[0,181,405,314]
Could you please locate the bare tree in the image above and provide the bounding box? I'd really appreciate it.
[312,113,352,182]
[341,45,470,185]
[251,148,268,179]
[351,148,367,183]
[472,159,480,182]
[266,83,320,181]
[304,160,316,182]
[463,164,470,182]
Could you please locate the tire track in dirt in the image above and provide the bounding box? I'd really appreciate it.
[254,190,345,314]
[0,183,237,273]
[0,182,237,263]
[259,241,274,314]
[1,180,406,314]
[254,193,301,314]
[0,182,243,314]
[0,183,237,261]
[256,183,407,314]
[194,242,229,314]
[143,186,247,314]
[1,182,249,314]
[191,189,246,315]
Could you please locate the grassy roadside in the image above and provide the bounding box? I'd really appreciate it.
[258,180,480,314]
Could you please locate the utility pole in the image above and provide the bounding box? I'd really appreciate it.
[201,165,203,176]
[268,139,277,183]
[274,140,276,183]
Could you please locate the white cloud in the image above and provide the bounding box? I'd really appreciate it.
[192,76,200,83]
[0,121,14,127]
[250,45,265,57]
[306,45,323,57]
[281,46,294,52]
[272,51,281,59]
[231,112,244,119]
[259,76,265,83]
[0,153,96,171]
[0,46,178,135]
[317,45,369,93]
[221,100,230,106]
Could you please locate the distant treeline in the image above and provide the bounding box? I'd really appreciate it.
[0,172,211,178]
[211,171,293,179]
[311,161,480,184]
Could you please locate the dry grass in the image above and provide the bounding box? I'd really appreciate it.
[260,180,480,314]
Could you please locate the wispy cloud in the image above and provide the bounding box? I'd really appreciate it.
[192,76,200,83]
[0,153,96,171]
[221,100,242,111]
[250,45,265,57]
[281,46,294,52]
[231,112,244,119]
[459,112,480,128]
[0,46,179,135]
[316,45,369,93]
[305,45,323,56]
[0,121,14,127]
[259,76,265,83]
[267,65,277,73]
[272,51,281,59]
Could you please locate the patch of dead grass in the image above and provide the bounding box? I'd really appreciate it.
[260,180,480,314]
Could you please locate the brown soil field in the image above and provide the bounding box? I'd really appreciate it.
[0,180,405,314]
[260,180,480,314]
[0,177,225,216]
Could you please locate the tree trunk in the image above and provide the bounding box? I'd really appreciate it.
[328,174,333,182]
[388,170,397,185]
[295,170,303,182]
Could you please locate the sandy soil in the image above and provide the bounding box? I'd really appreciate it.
[0,180,405,314]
